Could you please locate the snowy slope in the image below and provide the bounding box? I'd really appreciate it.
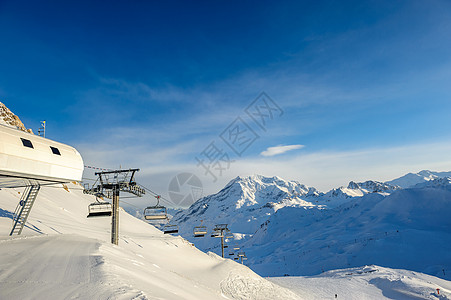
[386,170,451,188]
[270,265,451,300]
[244,178,451,278]
[0,182,299,300]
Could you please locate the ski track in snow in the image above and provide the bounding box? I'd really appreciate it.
[220,270,300,300]
[0,234,144,299]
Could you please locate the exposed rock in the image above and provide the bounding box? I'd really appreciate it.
[0,101,32,133]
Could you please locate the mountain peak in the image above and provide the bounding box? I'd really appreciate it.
[172,174,321,243]
[347,180,400,193]
[386,170,451,188]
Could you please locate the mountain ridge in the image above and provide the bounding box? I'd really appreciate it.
[172,172,451,279]
[385,170,451,188]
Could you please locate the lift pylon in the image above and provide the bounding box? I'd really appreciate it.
[211,224,231,258]
[84,168,144,245]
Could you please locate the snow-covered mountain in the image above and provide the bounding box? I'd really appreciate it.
[173,174,451,281]
[172,175,404,259]
[413,176,451,189]
[348,180,400,193]
[386,170,451,188]
[317,180,400,207]
[245,177,451,278]
[172,175,322,252]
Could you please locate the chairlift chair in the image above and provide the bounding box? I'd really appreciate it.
[234,257,239,260]
[233,245,240,251]
[211,230,222,238]
[164,224,179,234]
[193,225,207,237]
[229,252,234,256]
[143,195,168,221]
[87,200,112,218]
[144,206,167,220]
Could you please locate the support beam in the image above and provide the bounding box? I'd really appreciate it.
[221,235,224,258]
[111,186,120,245]
[10,181,40,236]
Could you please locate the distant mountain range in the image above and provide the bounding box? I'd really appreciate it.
[386,170,451,188]
[170,170,451,279]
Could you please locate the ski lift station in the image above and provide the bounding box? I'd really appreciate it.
[0,123,84,236]
[0,123,84,188]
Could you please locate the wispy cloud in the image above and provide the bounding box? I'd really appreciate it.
[260,144,304,157]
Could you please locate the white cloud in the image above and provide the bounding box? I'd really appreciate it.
[260,144,304,157]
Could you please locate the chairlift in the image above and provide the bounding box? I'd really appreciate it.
[193,226,207,237]
[234,257,239,260]
[143,195,167,221]
[225,233,234,239]
[223,245,228,248]
[211,230,222,238]
[163,224,179,234]
[229,252,234,256]
[238,251,245,257]
[87,199,112,218]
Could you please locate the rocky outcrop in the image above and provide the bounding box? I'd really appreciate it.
[0,102,33,133]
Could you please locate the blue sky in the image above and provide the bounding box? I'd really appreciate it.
[1,1,451,205]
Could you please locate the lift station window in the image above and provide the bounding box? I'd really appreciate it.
[50,146,61,155]
[20,138,34,148]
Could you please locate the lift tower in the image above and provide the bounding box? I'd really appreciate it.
[211,224,231,258]
[84,168,145,245]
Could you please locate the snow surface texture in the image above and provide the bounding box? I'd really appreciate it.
[172,173,451,281]
[270,265,451,300]
[0,182,299,300]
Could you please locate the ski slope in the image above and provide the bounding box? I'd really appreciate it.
[270,265,451,300]
[0,182,299,300]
